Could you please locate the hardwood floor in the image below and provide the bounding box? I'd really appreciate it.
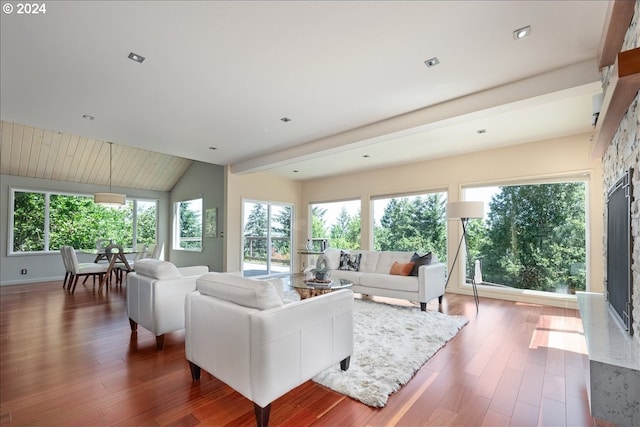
[0,279,608,426]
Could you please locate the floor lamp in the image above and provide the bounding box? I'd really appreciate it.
[445,201,484,311]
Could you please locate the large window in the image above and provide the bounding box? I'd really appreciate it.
[242,200,293,276]
[10,189,157,253]
[310,199,361,250]
[174,198,202,251]
[464,180,587,295]
[372,192,447,262]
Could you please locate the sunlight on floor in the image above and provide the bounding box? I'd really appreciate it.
[529,315,588,354]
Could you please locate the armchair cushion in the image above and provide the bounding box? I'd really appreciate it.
[196,273,283,310]
[134,259,181,280]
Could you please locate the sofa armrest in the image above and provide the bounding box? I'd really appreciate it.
[418,262,446,303]
[177,265,209,277]
[249,289,354,406]
[128,274,201,335]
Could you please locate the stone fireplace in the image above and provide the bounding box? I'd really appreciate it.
[576,3,640,426]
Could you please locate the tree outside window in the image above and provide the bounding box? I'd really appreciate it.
[11,189,157,253]
[373,192,447,262]
[175,198,202,250]
[311,200,360,250]
[464,182,586,294]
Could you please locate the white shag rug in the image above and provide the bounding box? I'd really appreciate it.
[312,298,468,407]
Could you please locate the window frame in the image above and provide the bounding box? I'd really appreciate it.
[173,197,204,252]
[458,174,591,300]
[8,187,158,255]
[370,189,448,261]
[309,198,362,251]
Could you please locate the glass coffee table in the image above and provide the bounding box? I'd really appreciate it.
[292,277,353,299]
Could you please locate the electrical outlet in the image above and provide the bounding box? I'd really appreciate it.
[21,269,27,275]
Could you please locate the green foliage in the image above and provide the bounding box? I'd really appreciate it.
[374,194,446,261]
[244,203,268,258]
[329,207,360,250]
[13,192,45,251]
[12,191,157,252]
[178,200,202,249]
[475,183,586,293]
[271,206,292,257]
[311,206,328,239]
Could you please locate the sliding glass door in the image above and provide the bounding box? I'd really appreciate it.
[242,200,293,276]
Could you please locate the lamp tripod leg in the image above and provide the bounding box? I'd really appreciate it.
[472,279,479,312]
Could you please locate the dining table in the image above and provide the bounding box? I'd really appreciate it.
[81,248,139,291]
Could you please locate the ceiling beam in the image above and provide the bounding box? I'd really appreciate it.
[591,47,640,159]
[597,0,636,69]
[231,59,601,175]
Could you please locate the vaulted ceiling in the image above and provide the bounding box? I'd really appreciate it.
[1,1,611,190]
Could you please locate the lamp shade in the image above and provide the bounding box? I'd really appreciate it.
[446,201,484,219]
[94,192,126,207]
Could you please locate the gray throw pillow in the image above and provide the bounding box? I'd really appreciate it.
[410,252,432,276]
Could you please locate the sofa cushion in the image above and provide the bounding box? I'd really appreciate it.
[196,273,283,310]
[410,252,433,276]
[390,261,415,276]
[338,251,362,271]
[323,248,342,270]
[330,269,362,283]
[374,251,413,274]
[359,272,418,293]
[356,251,379,273]
[134,259,182,279]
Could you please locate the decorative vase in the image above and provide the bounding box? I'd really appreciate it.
[315,270,330,281]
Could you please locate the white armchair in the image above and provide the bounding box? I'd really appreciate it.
[126,259,209,349]
[185,272,354,427]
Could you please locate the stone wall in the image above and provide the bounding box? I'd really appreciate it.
[602,0,640,342]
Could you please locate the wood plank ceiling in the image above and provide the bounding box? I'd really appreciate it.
[0,121,192,192]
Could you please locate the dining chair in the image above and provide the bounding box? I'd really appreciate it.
[150,241,163,259]
[115,244,147,281]
[61,246,109,293]
[60,247,72,290]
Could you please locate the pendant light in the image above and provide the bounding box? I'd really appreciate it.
[94,142,126,207]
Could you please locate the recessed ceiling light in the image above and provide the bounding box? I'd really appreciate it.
[82,114,95,120]
[424,57,440,68]
[128,52,146,63]
[293,170,299,173]
[476,129,487,134]
[280,117,291,122]
[363,154,370,158]
[513,26,531,40]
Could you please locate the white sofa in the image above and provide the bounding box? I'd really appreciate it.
[126,259,209,349]
[186,272,354,427]
[321,247,446,311]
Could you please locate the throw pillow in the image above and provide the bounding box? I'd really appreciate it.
[338,251,362,271]
[390,261,415,276]
[410,252,432,276]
